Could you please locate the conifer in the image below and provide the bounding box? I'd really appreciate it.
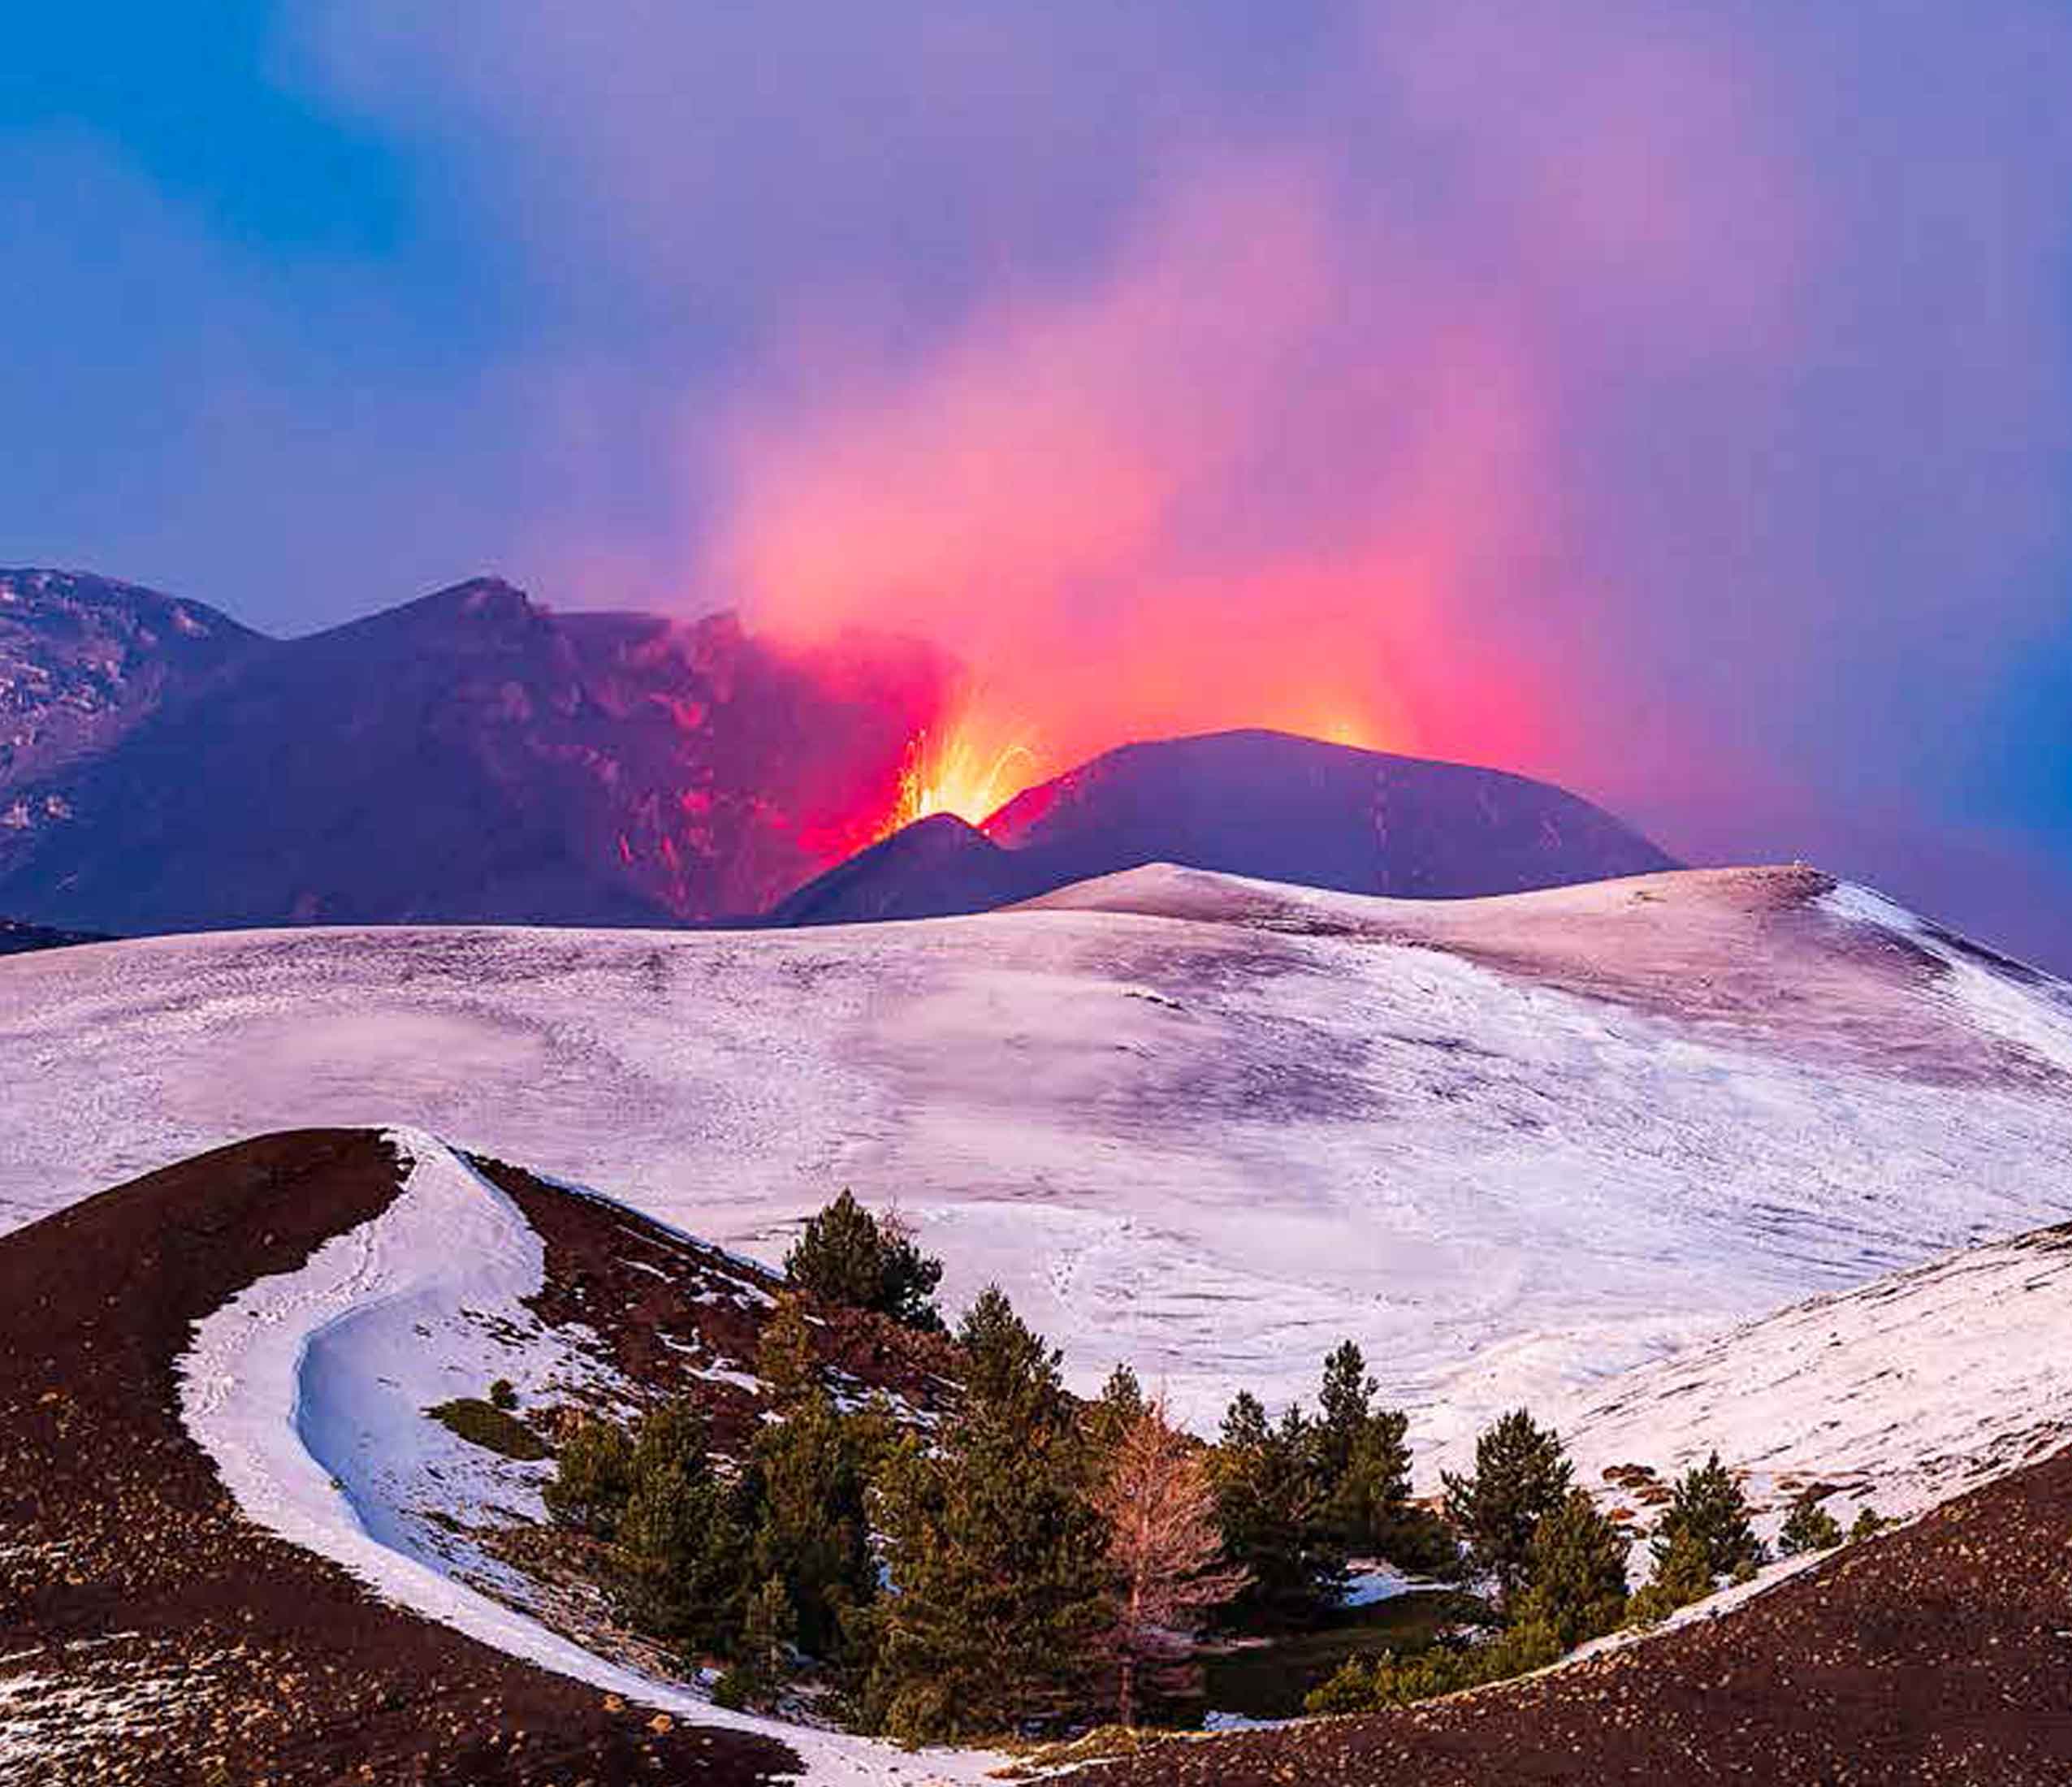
[758,1292,820,1408]
[1513,1489,1629,1646]
[1093,1400,1248,1725]
[744,1393,885,1660]
[863,1287,1110,1742]
[1441,1410,1573,1605]
[614,1447,752,1655]
[1086,1362,1149,1456]
[1627,1522,1715,1624]
[721,1576,797,1711]
[542,1415,634,1538]
[1211,1392,1339,1617]
[785,1190,887,1309]
[1778,1490,1843,1556]
[784,1189,945,1331]
[1652,1452,1763,1577]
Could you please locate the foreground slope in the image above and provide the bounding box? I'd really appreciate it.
[772,729,1676,924]
[0,1128,988,1786]
[5,864,2070,1443]
[14,1130,2071,1785]
[0,1131,798,1785]
[1059,1445,2072,1786]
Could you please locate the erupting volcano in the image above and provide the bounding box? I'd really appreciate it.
[0,568,1670,937]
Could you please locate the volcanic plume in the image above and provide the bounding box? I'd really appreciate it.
[710,165,1560,817]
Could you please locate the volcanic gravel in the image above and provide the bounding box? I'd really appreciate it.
[0,1129,797,1785]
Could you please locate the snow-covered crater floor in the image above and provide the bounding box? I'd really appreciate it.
[175,1127,996,1786]
[9,863,2072,1454]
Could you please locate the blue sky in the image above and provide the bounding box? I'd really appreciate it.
[3,3,2070,965]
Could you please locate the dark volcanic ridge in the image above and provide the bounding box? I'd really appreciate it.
[0,1129,949,1786]
[0,567,945,935]
[2,568,1676,940]
[768,729,1676,926]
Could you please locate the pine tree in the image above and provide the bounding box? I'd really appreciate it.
[543,1415,634,1538]
[1085,1362,1149,1456]
[1441,1410,1574,1605]
[1316,1343,1375,1479]
[614,1449,753,1656]
[1512,1490,1629,1646]
[744,1393,885,1660]
[629,1399,708,1484]
[785,1190,886,1309]
[1652,1452,1763,1577]
[874,1202,948,1333]
[1210,1392,1339,1619]
[719,1576,797,1711]
[1627,1522,1714,1624]
[1093,1400,1248,1726]
[863,1287,1110,1742]
[1778,1490,1843,1556]
[1305,1340,1434,1568]
[758,1292,820,1408]
[784,1189,945,1331]
[1849,1505,1886,1543]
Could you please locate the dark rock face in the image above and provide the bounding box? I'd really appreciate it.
[0,571,944,933]
[0,568,262,794]
[772,729,1677,926]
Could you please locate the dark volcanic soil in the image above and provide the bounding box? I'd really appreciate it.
[0,1130,798,1785]
[476,1155,961,1456]
[1064,1445,2072,1787]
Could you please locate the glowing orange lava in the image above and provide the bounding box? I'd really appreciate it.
[884,716,1041,835]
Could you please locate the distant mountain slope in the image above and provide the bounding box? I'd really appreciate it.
[1554,1218,2072,1535]
[0,571,940,932]
[0,568,262,796]
[6,863,2070,1443]
[770,729,1676,925]
[768,811,1032,924]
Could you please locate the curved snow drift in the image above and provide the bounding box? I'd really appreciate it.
[176,1128,992,1786]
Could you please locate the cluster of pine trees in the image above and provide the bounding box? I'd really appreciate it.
[1311,1421,1884,1714]
[529,1191,1886,1740]
[1209,1340,1452,1624]
[546,1280,1270,1738]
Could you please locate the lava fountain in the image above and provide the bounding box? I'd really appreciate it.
[883,706,1042,836]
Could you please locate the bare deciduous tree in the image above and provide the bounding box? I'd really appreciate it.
[1093,1399,1250,1727]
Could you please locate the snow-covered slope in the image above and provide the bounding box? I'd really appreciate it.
[7,863,2072,1444]
[1551,1219,2072,1532]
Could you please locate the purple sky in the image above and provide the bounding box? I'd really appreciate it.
[4,3,2070,965]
